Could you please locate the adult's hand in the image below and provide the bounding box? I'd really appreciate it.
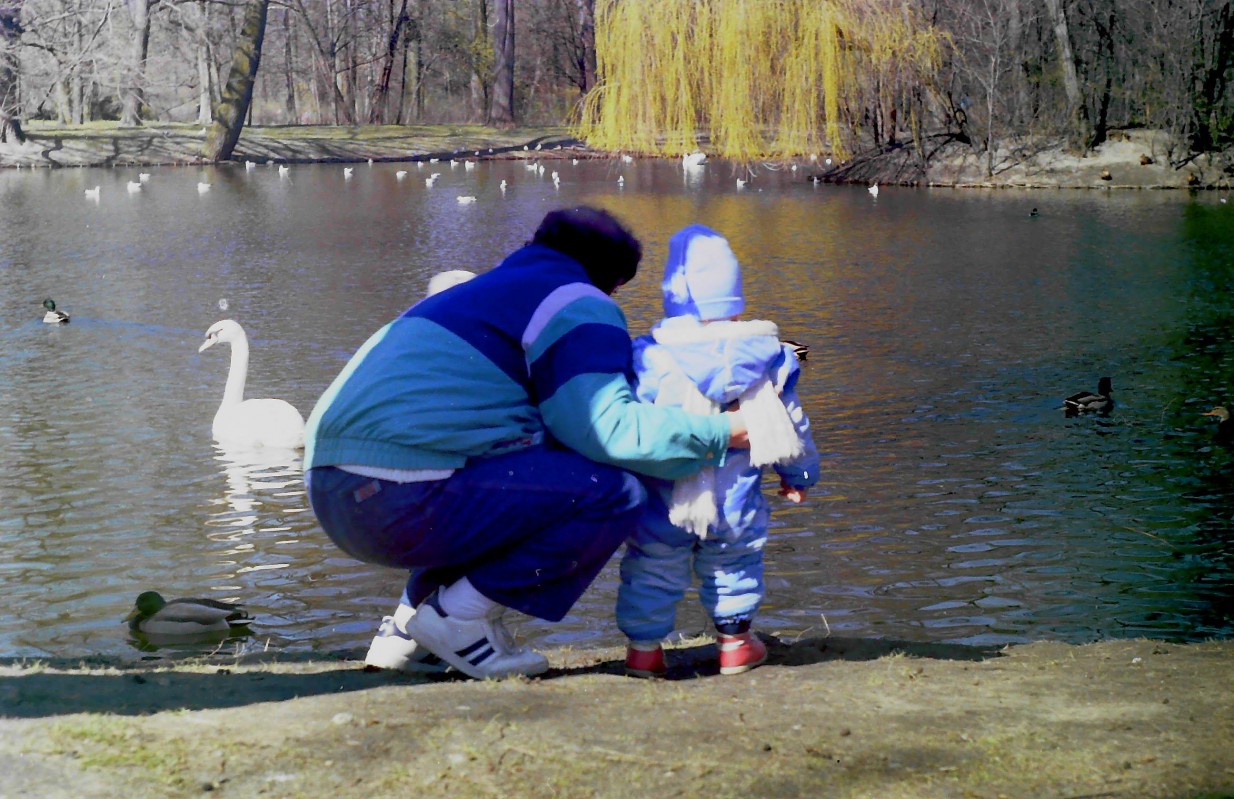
[725,410,750,449]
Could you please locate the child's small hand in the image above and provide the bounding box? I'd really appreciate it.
[778,480,806,503]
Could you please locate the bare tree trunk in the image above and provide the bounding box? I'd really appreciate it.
[283,6,297,123]
[343,0,357,123]
[53,76,70,123]
[292,0,348,124]
[326,0,340,123]
[469,0,488,122]
[71,13,84,124]
[1042,0,1090,151]
[398,12,422,123]
[487,0,514,126]
[0,2,23,143]
[575,0,595,95]
[196,1,213,126]
[203,0,269,161]
[371,0,409,123]
[1007,0,1029,129]
[120,0,152,127]
[1088,2,1116,150]
[1191,2,1234,151]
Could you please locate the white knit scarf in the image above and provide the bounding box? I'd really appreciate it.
[652,320,804,537]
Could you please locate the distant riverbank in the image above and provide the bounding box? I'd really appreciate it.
[1,122,1230,191]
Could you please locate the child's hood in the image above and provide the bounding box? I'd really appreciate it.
[647,316,785,404]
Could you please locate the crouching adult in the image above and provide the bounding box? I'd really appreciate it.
[304,206,748,679]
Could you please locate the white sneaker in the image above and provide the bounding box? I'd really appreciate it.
[363,605,449,674]
[405,591,549,680]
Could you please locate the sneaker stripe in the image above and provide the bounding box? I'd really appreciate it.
[457,638,491,658]
[466,645,496,666]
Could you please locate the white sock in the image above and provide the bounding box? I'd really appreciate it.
[391,602,415,629]
[629,640,662,652]
[438,577,498,620]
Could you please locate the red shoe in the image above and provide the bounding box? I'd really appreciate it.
[625,645,666,678]
[718,632,767,675]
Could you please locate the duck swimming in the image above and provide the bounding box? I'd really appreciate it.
[1201,407,1234,444]
[1064,376,1114,417]
[126,591,253,636]
[41,299,69,324]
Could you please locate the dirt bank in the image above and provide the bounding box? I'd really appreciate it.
[1,636,1231,799]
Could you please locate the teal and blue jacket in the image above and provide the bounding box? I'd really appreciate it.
[305,244,732,480]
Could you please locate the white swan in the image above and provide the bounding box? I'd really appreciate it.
[199,319,305,449]
[868,183,880,197]
[683,151,707,167]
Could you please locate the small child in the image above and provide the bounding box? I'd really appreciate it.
[616,224,821,677]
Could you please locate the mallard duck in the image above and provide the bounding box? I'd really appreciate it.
[199,319,306,449]
[782,339,809,361]
[126,591,253,636]
[1064,376,1114,417]
[1201,407,1234,444]
[41,299,69,324]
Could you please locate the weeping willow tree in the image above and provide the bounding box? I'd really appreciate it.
[575,0,945,160]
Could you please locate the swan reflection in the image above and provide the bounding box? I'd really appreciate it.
[206,444,305,557]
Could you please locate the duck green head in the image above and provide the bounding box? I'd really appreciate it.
[130,591,167,620]
[42,299,56,311]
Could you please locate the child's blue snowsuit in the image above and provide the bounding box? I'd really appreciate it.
[616,316,821,642]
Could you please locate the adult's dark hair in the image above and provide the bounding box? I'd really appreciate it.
[531,206,642,294]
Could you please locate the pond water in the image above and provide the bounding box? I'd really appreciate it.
[2,157,1232,662]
